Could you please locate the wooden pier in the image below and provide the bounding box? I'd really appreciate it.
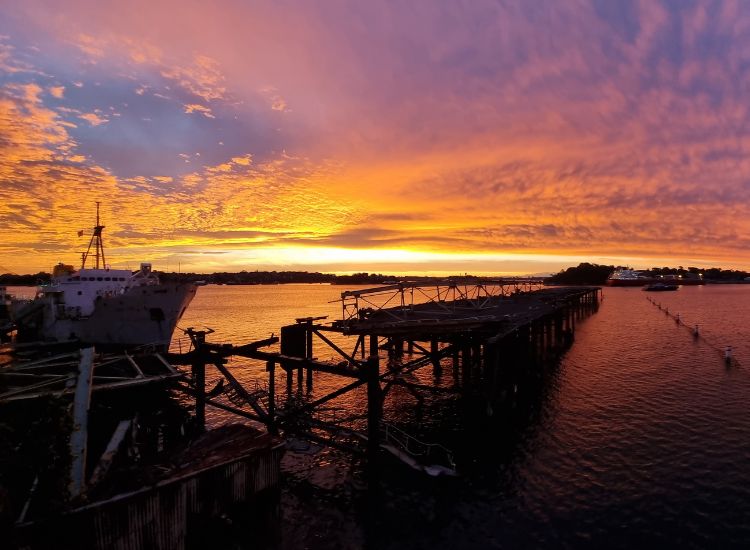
[173,280,601,475]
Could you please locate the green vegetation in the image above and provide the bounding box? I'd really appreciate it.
[546,263,616,285]
[0,273,50,286]
[547,263,750,285]
[4,264,750,288]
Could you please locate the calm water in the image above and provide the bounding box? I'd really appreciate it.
[175,283,750,549]
[11,283,749,547]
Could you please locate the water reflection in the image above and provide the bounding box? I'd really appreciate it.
[177,285,750,548]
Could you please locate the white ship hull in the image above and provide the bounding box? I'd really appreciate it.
[15,283,196,350]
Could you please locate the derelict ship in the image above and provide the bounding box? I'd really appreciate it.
[11,205,196,350]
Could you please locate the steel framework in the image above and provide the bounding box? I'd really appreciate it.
[338,278,545,325]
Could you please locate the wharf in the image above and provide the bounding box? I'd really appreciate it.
[171,280,601,476]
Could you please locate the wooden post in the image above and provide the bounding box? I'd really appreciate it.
[472,343,481,378]
[431,338,442,375]
[461,344,471,387]
[191,333,206,432]
[267,360,277,434]
[366,354,382,472]
[369,334,379,358]
[394,337,404,358]
[306,323,313,392]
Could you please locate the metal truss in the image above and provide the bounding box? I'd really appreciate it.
[338,278,545,325]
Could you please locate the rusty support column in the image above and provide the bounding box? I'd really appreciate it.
[481,342,491,386]
[266,360,277,434]
[431,339,442,375]
[306,322,313,393]
[472,343,482,379]
[191,332,206,432]
[366,354,382,471]
[461,344,471,387]
[69,347,95,499]
[369,334,379,358]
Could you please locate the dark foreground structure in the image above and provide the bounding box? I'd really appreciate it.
[0,348,283,550]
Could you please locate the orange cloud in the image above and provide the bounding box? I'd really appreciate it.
[183,103,214,118]
[79,112,108,125]
[5,1,750,275]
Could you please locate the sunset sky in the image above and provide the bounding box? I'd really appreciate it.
[2,0,750,275]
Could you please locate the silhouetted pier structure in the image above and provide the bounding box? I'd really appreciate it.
[171,280,601,475]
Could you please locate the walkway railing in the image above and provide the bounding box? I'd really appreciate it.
[381,422,456,471]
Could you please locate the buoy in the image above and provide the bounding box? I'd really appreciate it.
[675,313,680,324]
[693,325,699,338]
[725,346,733,365]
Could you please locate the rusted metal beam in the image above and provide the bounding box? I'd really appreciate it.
[70,347,95,499]
[312,327,363,367]
[89,419,132,488]
[239,350,362,379]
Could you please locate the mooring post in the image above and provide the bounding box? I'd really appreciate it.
[452,346,460,384]
[191,332,207,432]
[569,304,576,333]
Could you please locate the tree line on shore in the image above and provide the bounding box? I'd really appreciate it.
[546,263,750,285]
[3,264,750,287]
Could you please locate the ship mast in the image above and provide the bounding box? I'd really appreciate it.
[81,202,106,270]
